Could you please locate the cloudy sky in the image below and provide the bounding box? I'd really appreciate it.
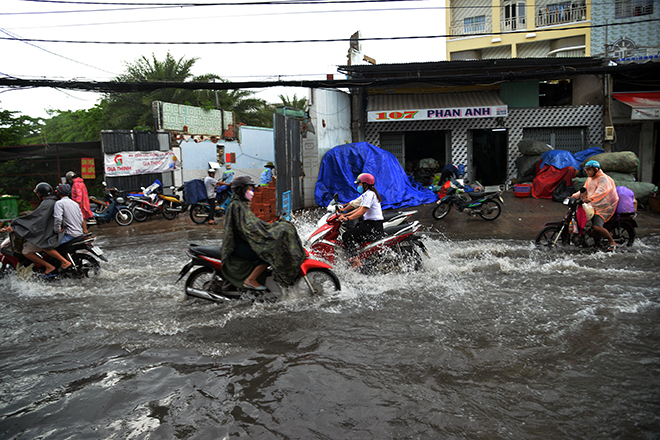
[0,0,446,119]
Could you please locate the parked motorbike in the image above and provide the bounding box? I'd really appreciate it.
[432,180,504,221]
[304,194,428,271]
[127,180,168,222]
[89,194,109,214]
[177,243,341,303]
[535,197,637,249]
[0,232,107,279]
[189,188,232,224]
[89,186,133,227]
[159,185,188,219]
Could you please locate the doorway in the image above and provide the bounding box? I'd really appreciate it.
[471,129,508,186]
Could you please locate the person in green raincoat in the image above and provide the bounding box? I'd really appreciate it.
[221,176,306,290]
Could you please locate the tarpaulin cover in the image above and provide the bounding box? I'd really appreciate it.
[315,142,438,209]
[184,179,206,205]
[539,150,581,171]
[573,147,605,166]
[532,164,577,199]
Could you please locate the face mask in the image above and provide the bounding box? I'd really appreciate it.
[357,184,364,194]
[245,189,254,201]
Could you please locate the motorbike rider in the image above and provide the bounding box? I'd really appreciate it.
[221,176,306,291]
[571,160,619,251]
[2,182,71,276]
[54,183,87,244]
[338,173,384,268]
[204,168,220,225]
[65,171,93,223]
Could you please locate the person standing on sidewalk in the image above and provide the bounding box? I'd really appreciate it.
[204,168,220,225]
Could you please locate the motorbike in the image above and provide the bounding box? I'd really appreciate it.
[304,194,428,271]
[313,196,418,230]
[0,232,107,279]
[535,197,637,249]
[89,194,110,214]
[432,180,504,221]
[177,243,341,303]
[127,180,168,222]
[189,187,232,224]
[159,185,188,219]
[89,186,133,227]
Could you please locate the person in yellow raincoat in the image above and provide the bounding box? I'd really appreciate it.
[572,160,619,251]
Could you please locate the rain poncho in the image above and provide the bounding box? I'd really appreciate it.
[572,169,619,222]
[10,195,64,249]
[71,177,93,220]
[221,193,306,287]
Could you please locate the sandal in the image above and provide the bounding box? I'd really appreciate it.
[243,280,267,291]
[208,220,216,225]
[606,244,617,252]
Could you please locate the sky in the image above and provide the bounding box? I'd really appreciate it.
[0,0,447,119]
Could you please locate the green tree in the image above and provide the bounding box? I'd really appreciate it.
[27,107,105,144]
[102,52,272,129]
[0,108,43,147]
[278,93,308,110]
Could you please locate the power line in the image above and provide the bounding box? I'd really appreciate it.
[1,19,658,45]
[21,0,426,7]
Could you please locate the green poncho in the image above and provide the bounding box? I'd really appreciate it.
[221,194,306,288]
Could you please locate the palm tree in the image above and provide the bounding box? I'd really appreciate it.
[278,93,308,111]
[101,52,272,129]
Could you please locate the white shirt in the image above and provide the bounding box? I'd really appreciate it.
[204,176,218,199]
[53,196,85,238]
[360,190,383,221]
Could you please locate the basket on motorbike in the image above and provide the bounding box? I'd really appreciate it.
[513,184,532,198]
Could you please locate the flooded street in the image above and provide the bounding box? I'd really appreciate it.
[1,211,660,439]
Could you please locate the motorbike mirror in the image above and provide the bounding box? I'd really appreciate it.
[563,198,570,205]
[333,193,339,201]
[102,181,107,187]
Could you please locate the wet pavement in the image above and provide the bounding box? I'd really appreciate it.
[95,190,660,244]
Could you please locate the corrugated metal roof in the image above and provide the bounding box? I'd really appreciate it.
[368,91,506,111]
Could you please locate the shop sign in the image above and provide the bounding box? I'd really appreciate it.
[81,158,95,179]
[368,106,508,122]
[104,150,179,177]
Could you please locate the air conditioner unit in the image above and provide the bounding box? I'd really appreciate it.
[604,126,615,141]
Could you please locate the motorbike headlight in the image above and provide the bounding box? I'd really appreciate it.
[116,197,125,204]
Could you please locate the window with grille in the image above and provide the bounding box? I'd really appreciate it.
[379,133,405,168]
[615,0,653,18]
[464,15,486,34]
[523,127,586,153]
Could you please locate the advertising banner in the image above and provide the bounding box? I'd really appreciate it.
[81,157,96,179]
[104,150,178,177]
[368,105,508,122]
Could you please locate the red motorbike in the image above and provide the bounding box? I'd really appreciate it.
[304,195,428,271]
[177,244,341,303]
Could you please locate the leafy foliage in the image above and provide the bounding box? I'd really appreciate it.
[0,108,43,147]
[278,93,308,111]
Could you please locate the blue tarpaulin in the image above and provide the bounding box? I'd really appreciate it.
[314,142,438,209]
[539,147,605,172]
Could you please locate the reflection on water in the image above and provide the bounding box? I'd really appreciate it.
[1,221,659,439]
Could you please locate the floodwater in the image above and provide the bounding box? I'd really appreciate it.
[1,214,659,440]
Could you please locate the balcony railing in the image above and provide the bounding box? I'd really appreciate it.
[500,17,527,32]
[449,20,493,39]
[535,4,587,27]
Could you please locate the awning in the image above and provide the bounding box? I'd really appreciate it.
[367,91,508,122]
[613,92,660,120]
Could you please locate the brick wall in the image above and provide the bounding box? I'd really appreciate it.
[250,184,278,222]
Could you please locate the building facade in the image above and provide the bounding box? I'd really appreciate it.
[446,0,591,60]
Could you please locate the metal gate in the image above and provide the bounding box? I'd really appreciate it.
[379,132,405,167]
[273,114,303,214]
[523,127,586,153]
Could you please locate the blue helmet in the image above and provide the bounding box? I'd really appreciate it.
[584,160,600,169]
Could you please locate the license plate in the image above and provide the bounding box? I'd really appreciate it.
[91,245,103,256]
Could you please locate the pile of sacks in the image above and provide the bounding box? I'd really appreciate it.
[515,139,552,183]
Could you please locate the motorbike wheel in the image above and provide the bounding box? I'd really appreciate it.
[293,268,341,296]
[115,208,134,226]
[432,202,452,220]
[535,226,566,248]
[185,267,231,301]
[611,223,635,247]
[0,263,16,279]
[400,242,424,271]
[70,254,100,277]
[161,201,178,220]
[479,200,502,221]
[132,207,149,222]
[190,204,210,224]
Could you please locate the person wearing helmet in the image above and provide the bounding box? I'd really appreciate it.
[204,168,220,225]
[338,173,384,268]
[221,176,306,290]
[572,160,619,251]
[260,161,276,185]
[54,183,87,244]
[5,182,71,276]
[65,171,93,221]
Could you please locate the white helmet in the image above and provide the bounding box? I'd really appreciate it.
[581,203,595,220]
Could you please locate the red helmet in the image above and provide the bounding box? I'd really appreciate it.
[354,173,375,185]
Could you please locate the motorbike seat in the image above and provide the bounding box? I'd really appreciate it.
[192,245,223,260]
[55,233,92,252]
[382,223,412,236]
[382,211,402,222]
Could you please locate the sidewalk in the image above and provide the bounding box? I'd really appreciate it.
[410,191,660,241]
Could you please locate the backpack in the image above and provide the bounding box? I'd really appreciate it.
[615,186,636,213]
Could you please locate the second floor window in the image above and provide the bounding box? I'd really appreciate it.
[464,15,486,34]
[615,0,654,18]
[502,1,526,31]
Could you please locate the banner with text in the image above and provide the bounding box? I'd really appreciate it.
[368,105,508,122]
[104,150,179,177]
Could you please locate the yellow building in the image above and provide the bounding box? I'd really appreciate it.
[446,0,591,59]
